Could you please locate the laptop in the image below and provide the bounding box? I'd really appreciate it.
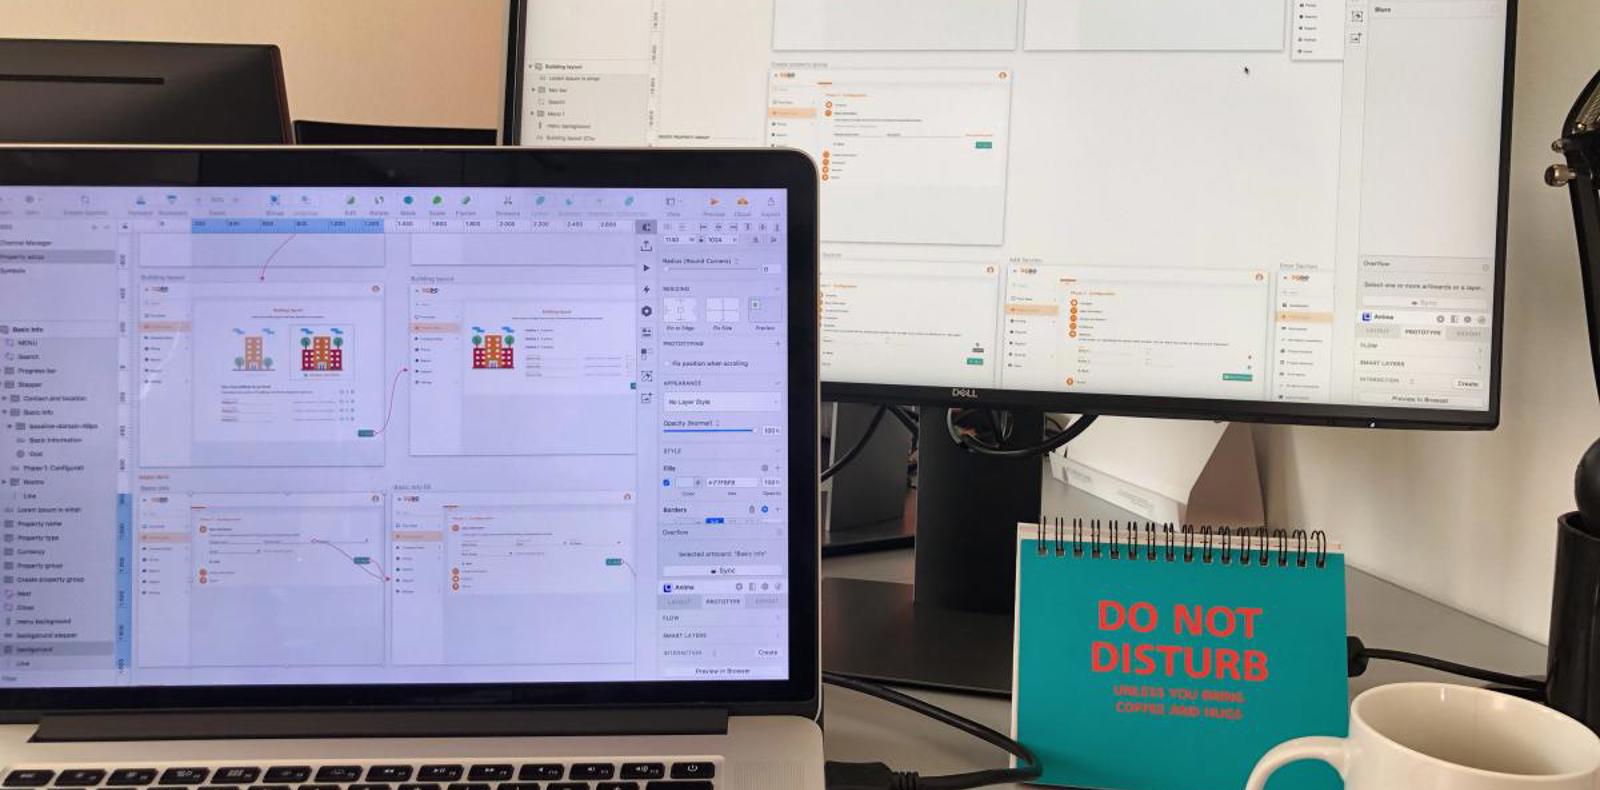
[0,148,822,790]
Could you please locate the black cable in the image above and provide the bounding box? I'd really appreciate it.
[945,409,1098,459]
[822,405,888,482]
[886,404,919,436]
[1346,636,1544,693]
[822,671,1048,790]
[823,404,922,481]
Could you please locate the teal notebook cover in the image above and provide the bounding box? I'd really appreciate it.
[1014,529,1348,790]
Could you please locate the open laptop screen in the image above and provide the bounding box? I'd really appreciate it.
[0,183,793,690]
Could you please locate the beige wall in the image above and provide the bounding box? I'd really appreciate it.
[1263,0,1600,642]
[0,0,508,129]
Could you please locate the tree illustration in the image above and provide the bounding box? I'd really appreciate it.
[504,335,514,345]
[472,334,483,346]
[234,356,244,369]
[300,336,311,348]
[264,358,273,369]
[333,336,344,348]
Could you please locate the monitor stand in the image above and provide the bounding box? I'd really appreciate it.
[822,402,915,557]
[822,409,1045,697]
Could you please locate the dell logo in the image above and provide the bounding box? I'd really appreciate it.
[951,388,979,399]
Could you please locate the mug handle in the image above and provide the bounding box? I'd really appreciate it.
[1244,736,1350,790]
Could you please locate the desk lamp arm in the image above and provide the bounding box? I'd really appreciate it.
[1548,69,1600,403]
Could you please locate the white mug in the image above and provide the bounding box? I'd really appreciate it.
[1246,682,1600,789]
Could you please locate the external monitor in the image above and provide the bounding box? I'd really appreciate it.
[0,147,818,713]
[0,40,292,144]
[505,0,1518,693]
[505,0,1514,430]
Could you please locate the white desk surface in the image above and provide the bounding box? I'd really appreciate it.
[818,547,1548,789]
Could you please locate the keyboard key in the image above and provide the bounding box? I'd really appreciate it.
[296,785,339,790]
[647,783,713,790]
[4,770,53,787]
[213,770,260,785]
[466,767,512,783]
[619,765,664,781]
[446,784,489,790]
[262,769,311,785]
[494,785,541,790]
[598,783,639,790]
[107,771,157,786]
[198,785,241,790]
[247,786,292,790]
[313,768,361,784]
[397,785,440,790]
[517,766,563,781]
[158,770,209,786]
[58,770,108,787]
[365,768,412,783]
[416,768,462,783]
[570,765,615,781]
[548,785,590,790]
[348,784,391,790]
[668,763,713,780]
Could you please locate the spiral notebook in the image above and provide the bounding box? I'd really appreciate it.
[1012,520,1348,790]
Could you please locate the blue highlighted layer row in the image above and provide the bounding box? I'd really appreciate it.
[191,217,384,234]
[114,494,131,673]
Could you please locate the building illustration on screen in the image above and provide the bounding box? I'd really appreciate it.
[470,326,514,370]
[299,328,346,372]
[231,328,274,371]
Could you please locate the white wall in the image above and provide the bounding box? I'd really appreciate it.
[0,0,508,129]
[1262,0,1600,643]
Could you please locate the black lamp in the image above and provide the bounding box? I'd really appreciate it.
[1545,68,1600,731]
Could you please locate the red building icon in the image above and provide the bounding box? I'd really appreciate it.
[472,333,514,369]
[301,335,343,371]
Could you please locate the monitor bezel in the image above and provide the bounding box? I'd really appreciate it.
[502,1,1515,430]
[502,0,530,146]
[0,146,822,720]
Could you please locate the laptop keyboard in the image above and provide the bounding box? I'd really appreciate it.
[3,761,719,790]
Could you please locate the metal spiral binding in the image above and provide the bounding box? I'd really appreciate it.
[1043,519,1326,569]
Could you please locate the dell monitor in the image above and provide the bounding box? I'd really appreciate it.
[0,40,292,144]
[506,0,1516,692]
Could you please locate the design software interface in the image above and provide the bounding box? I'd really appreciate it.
[0,186,791,686]
[516,0,1508,411]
